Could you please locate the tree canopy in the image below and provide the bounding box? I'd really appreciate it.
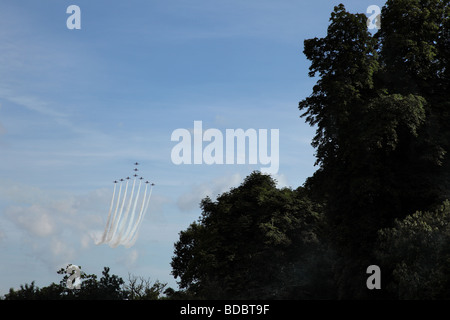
[299,0,450,298]
[3,266,168,300]
[170,0,450,299]
[171,171,334,299]
[377,200,450,299]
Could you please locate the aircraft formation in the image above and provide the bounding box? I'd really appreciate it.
[96,162,155,248]
[114,163,155,186]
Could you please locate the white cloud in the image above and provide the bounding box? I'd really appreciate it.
[50,238,76,264]
[0,183,52,207]
[6,204,55,238]
[2,182,110,267]
[177,173,242,211]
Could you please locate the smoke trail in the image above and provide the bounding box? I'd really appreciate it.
[105,180,124,242]
[96,164,154,248]
[111,178,140,247]
[124,185,152,248]
[124,185,153,248]
[109,179,129,247]
[123,182,148,244]
[116,178,137,239]
[122,181,147,243]
[96,182,117,245]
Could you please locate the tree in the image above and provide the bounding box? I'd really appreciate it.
[376,200,450,299]
[3,266,170,300]
[55,265,126,300]
[171,171,334,299]
[4,282,41,300]
[299,1,449,298]
[4,266,126,300]
[375,0,450,215]
[124,274,167,300]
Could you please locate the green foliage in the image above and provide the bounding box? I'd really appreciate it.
[300,4,379,168]
[4,282,41,300]
[54,265,126,299]
[299,1,450,298]
[171,171,334,299]
[361,94,426,150]
[377,200,450,299]
[124,274,168,300]
[3,266,168,300]
[377,0,449,94]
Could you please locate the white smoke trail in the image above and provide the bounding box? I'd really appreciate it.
[105,180,124,243]
[124,184,148,245]
[96,182,117,245]
[111,178,140,247]
[96,164,154,248]
[122,181,147,244]
[124,185,153,248]
[116,178,136,240]
[109,179,129,247]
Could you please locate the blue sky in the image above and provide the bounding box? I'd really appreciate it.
[0,0,385,294]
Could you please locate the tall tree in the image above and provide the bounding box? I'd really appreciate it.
[376,0,450,214]
[171,172,333,299]
[299,1,449,298]
[300,4,387,298]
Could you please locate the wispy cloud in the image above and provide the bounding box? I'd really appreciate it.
[0,87,68,119]
[1,181,109,267]
[6,205,56,238]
